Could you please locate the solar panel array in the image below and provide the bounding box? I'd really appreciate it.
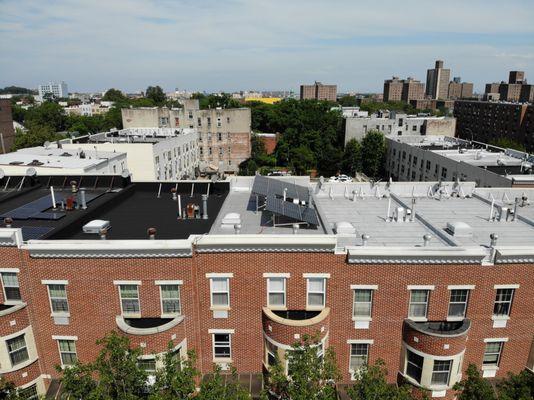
[20,226,54,240]
[252,176,309,202]
[266,195,319,225]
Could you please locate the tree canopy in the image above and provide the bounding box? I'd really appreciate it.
[146,86,166,105]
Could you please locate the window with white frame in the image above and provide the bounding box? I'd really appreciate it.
[353,289,373,318]
[266,340,277,367]
[483,341,504,366]
[138,357,156,373]
[306,277,326,308]
[349,343,369,371]
[119,284,140,315]
[406,350,424,383]
[448,289,469,318]
[7,334,29,366]
[1,272,21,302]
[210,278,230,308]
[58,339,77,366]
[212,333,231,359]
[47,284,69,314]
[493,289,514,316]
[408,290,429,318]
[17,384,38,400]
[431,359,452,386]
[160,284,181,315]
[267,277,286,307]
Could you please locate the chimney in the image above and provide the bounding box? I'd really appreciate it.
[147,227,157,240]
[292,223,300,234]
[361,233,370,246]
[4,218,12,228]
[202,194,209,220]
[99,228,108,240]
[234,223,242,235]
[423,234,432,247]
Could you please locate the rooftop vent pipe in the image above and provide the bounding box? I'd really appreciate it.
[70,180,78,193]
[171,187,177,201]
[99,228,108,240]
[147,227,157,240]
[490,233,498,247]
[4,218,12,228]
[292,223,300,234]
[361,233,370,246]
[79,188,87,210]
[423,234,432,247]
[202,194,209,220]
[234,223,241,235]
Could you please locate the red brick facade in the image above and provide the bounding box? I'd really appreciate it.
[0,248,533,397]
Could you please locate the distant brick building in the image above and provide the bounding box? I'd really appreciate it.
[485,71,533,103]
[383,77,424,103]
[426,60,451,100]
[299,82,337,102]
[0,99,15,153]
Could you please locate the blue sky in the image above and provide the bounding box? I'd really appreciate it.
[1,0,533,93]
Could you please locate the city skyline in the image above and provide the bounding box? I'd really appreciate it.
[1,0,533,93]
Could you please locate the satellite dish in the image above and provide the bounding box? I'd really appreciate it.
[26,167,37,177]
[43,141,51,149]
[0,168,4,179]
[121,169,130,178]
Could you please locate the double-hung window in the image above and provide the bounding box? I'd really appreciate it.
[483,341,504,366]
[493,288,515,317]
[138,357,157,374]
[431,360,452,386]
[210,329,233,360]
[114,281,141,316]
[349,343,369,372]
[209,277,230,308]
[264,274,288,308]
[352,286,377,318]
[408,286,434,319]
[406,350,424,383]
[7,334,29,366]
[1,272,21,302]
[57,339,78,366]
[44,282,69,314]
[304,274,329,309]
[156,281,182,315]
[447,287,472,319]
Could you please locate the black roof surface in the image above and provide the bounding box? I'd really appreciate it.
[0,175,228,240]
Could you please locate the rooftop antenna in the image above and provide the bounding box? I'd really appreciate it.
[489,198,495,222]
[344,185,348,199]
[359,187,364,200]
[157,183,162,198]
[329,185,333,200]
[190,183,195,197]
[410,197,416,222]
[386,197,392,222]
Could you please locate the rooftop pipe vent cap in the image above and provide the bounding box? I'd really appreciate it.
[446,221,473,237]
[83,220,111,234]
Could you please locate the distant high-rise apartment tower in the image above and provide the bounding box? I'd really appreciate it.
[383,77,404,102]
[383,77,424,102]
[38,81,68,99]
[299,81,337,102]
[509,71,525,84]
[426,60,450,100]
[0,99,15,153]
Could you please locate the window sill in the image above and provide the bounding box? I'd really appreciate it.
[305,306,325,311]
[352,316,372,322]
[446,316,465,322]
[51,312,70,318]
[210,307,231,311]
[482,365,499,371]
[408,316,428,322]
[491,315,510,320]
[161,313,181,319]
[213,358,232,363]
[267,306,287,311]
[122,313,141,319]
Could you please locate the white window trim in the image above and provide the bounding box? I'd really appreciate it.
[159,284,181,317]
[52,335,78,341]
[1,272,22,305]
[0,268,19,273]
[348,341,371,376]
[493,284,520,289]
[113,280,142,286]
[306,277,327,310]
[484,337,509,343]
[263,273,290,278]
[208,329,235,334]
[209,277,230,310]
[447,288,470,321]
[482,340,505,369]
[118,284,141,317]
[347,339,374,344]
[55,337,78,368]
[303,273,331,279]
[267,277,286,309]
[42,280,69,285]
[154,280,183,285]
[447,285,475,290]
[493,287,515,317]
[205,273,234,278]
[407,285,435,290]
[46,283,70,317]
[350,284,378,290]
[211,330,233,361]
[408,289,430,320]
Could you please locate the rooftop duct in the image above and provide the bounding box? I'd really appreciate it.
[446,221,473,237]
[83,220,111,234]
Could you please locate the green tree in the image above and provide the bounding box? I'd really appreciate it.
[289,145,315,175]
[361,130,386,178]
[347,359,417,400]
[192,93,241,109]
[197,364,250,400]
[238,158,258,176]
[338,95,358,107]
[103,88,128,102]
[342,138,362,176]
[0,377,19,400]
[13,125,65,150]
[24,101,67,131]
[490,138,526,152]
[149,346,199,400]
[263,335,340,400]
[145,86,166,105]
[58,331,148,400]
[497,370,534,400]
[453,364,497,400]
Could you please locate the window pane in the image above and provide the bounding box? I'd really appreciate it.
[120,285,138,298]
[354,290,372,302]
[122,299,140,313]
[406,350,423,383]
[269,293,285,306]
[61,352,78,366]
[59,340,75,352]
[161,285,179,299]
[431,360,451,385]
[211,278,228,291]
[269,278,284,292]
[212,293,229,306]
[163,299,180,313]
[2,273,18,287]
[7,335,26,352]
[450,290,467,302]
[308,278,324,292]
[49,284,66,298]
[308,293,324,306]
[51,298,69,312]
[493,302,510,316]
[495,289,513,302]
[4,287,21,301]
[483,353,499,365]
[17,384,38,400]
[353,302,371,317]
[448,303,466,317]
[138,359,156,372]
[214,346,231,358]
[411,290,428,302]
[409,304,427,317]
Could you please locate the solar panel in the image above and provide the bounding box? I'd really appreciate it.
[265,195,319,225]
[20,226,54,240]
[252,176,309,202]
[32,212,66,220]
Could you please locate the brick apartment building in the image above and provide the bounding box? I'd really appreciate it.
[121,99,251,174]
[0,99,15,153]
[426,60,450,100]
[454,100,534,151]
[0,174,533,399]
[485,71,533,102]
[300,81,337,102]
[383,77,424,103]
